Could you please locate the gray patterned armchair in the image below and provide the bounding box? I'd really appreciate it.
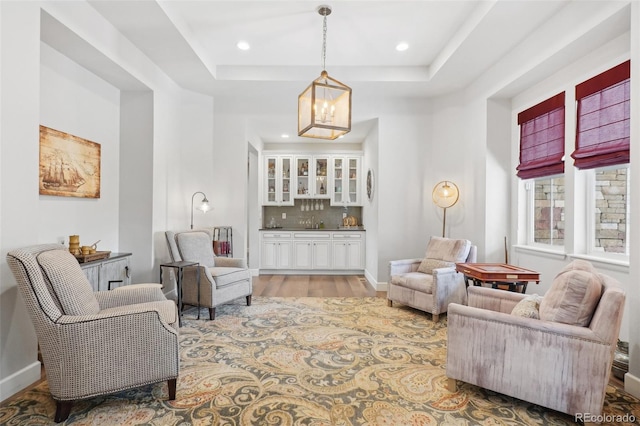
[388,236,477,322]
[6,244,179,422]
[446,260,625,419]
[165,229,252,320]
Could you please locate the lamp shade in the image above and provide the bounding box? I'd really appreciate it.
[298,71,352,140]
[432,181,459,237]
[432,181,459,208]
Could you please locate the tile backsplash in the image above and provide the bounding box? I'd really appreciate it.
[263,199,362,229]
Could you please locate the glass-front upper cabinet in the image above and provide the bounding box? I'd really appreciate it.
[331,156,361,206]
[264,155,294,206]
[294,155,330,199]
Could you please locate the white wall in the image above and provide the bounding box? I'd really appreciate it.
[0,1,44,402]
[362,121,379,285]
[0,1,217,400]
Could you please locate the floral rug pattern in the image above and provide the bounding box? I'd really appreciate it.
[1,297,639,425]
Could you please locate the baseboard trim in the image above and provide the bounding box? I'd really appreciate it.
[0,361,41,403]
[364,269,387,292]
[624,372,640,399]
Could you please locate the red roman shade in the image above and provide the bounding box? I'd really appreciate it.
[572,60,630,169]
[516,92,565,179]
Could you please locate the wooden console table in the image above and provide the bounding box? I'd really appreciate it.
[455,263,540,293]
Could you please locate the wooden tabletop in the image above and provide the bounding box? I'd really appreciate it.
[455,263,540,283]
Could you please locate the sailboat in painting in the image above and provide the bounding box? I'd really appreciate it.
[42,157,86,191]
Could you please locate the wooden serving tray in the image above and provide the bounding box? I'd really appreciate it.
[75,251,111,263]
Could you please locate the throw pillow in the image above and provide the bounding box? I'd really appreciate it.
[539,260,603,327]
[424,236,471,263]
[417,258,455,274]
[511,294,542,319]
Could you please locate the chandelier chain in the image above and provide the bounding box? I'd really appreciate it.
[321,13,327,71]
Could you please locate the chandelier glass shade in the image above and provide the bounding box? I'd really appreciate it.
[298,5,351,140]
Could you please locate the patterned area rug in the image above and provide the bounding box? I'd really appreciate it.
[1,297,639,425]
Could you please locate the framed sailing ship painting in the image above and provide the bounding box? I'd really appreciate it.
[39,126,101,198]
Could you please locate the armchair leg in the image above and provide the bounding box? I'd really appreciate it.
[54,400,73,422]
[167,378,177,400]
[447,378,457,392]
[209,307,215,320]
[387,300,392,307]
[246,295,252,306]
[432,314,440,323]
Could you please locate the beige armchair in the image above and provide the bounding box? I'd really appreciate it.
[7,244,179,422]
[446,260,625,419]
[165,229,252,320]
[388,236,477,322]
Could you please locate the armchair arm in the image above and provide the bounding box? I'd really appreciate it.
[389,258,422,276]
[467,286,527,314]
[95,283,167,310]
[47,309,179,400]
[215,257,247,268]
[431,267,467,308]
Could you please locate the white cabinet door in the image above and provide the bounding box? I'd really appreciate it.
[82,264,101,291]
[332,232,364,269]
[330,156,362,206]
[346,240,363,269]
[312,241,331,269]
[332,242,349,269]
[294,241,313,269]
[261,241,279,269]
[264,156,294,206]
[261,233,293,269]
[277,241,293,268]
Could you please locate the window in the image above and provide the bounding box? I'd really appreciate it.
[590,165,630,256]
[517,92,566,249]
[528,177,565,247]
[574,61,631,259]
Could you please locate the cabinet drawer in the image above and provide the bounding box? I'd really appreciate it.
[262,232,292,239]
[332,233,363,239]
[293,232,331,239]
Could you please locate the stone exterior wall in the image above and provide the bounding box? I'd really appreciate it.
[533,169,628,253]
[534,178,565,246]
[594,168,628,253]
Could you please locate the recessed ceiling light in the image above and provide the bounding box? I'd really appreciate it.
[281,134,290,139]
[396,42,409,52]
[237,41,250,51]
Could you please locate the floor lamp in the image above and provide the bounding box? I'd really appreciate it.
[190,191,210,229]
[432,181,459,237]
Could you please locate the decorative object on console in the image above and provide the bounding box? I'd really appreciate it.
[190,191,210,229]
[298,5,351,140]
[39,125,101,199]
[432,180,459,237]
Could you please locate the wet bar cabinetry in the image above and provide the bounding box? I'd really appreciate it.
[260,230,364,274]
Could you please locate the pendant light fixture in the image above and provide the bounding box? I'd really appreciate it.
[298,5,352,140]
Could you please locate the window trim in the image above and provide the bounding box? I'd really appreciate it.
[525,175,566,250]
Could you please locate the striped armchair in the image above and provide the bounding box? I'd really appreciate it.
[6,244,179,422]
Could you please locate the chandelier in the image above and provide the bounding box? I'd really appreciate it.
[298,5,352,140]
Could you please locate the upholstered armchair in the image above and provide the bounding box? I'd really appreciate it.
[6,244,179,422]
[446,260,626,419]
[388,236,477,322]
[165,229,252,320]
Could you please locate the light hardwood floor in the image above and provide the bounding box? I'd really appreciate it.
[252,274,386,298]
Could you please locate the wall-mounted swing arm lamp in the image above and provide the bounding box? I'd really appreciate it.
[190,191,210,229]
